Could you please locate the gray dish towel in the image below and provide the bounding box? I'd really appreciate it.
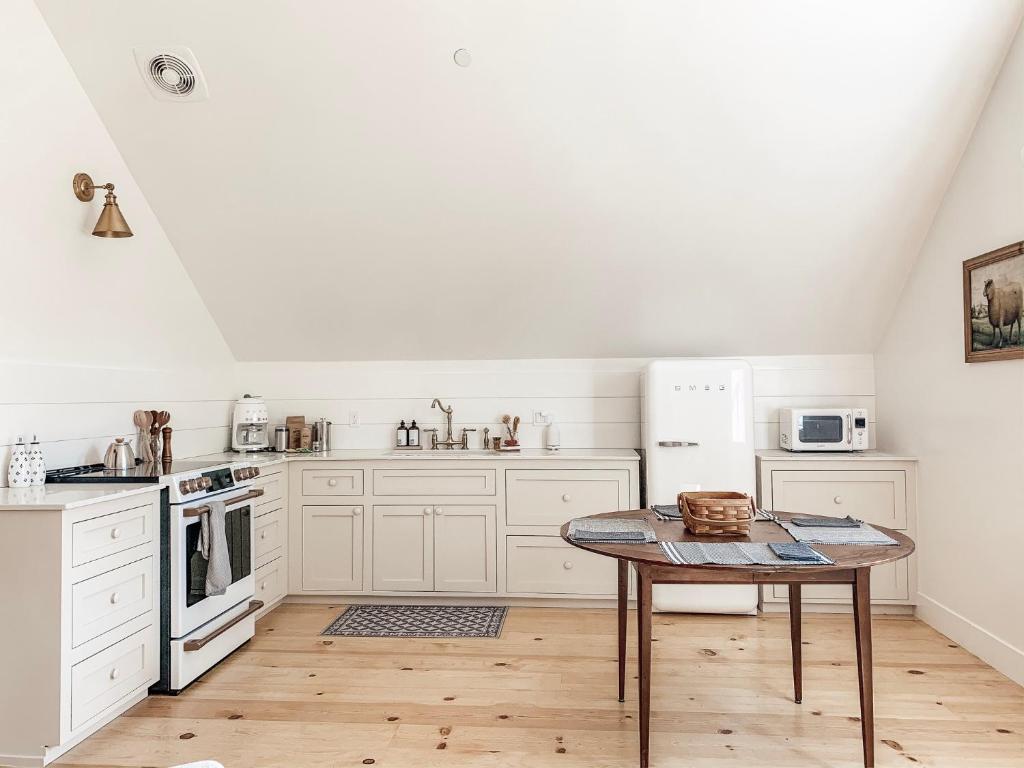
[198,499,232,596]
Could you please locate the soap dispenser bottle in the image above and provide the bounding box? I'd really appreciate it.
[7,437,31,487]
[27,435,46,485]
[397,420,409,447]
[546,414,560,451]
[408,420,420,448]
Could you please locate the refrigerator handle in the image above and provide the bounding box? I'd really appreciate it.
[658,440,700,447]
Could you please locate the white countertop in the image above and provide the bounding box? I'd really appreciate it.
[0,448,639,510]
[756,449,918,462]
[0,483,160,511]
[194,448,640,466]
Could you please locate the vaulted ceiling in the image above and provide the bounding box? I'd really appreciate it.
[36,1,1022,360]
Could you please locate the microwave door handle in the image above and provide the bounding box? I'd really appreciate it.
[845,414,852,444]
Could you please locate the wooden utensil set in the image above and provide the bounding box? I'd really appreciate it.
[133,409,172,463]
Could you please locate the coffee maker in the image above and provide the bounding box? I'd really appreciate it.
[231,394,269,452]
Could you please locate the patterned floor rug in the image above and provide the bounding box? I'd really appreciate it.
[321,605,508,638]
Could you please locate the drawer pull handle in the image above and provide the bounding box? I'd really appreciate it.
[353,508,362,516]
[109,667,119,680]
[833,496,843,505]
[261,581,267,590]
[260,531,267,540]
[109,592,120,605]
[563,561,574,570]
[110,527,121,539]
[435,507,443,515]
[328,479,338,487]
[423,508,432,515]
[562,494,572,503]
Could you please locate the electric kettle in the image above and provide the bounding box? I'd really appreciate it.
[103,438,136,470]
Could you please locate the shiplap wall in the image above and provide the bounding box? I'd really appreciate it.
[0,362,234,484]
[236,355,876,450]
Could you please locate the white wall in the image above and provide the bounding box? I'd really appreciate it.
[237,355,876,451]
[876,27,1024,684]
[0,0,235,482]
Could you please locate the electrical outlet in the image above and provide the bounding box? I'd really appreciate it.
[349,410,360,427]
[533,410,550,426]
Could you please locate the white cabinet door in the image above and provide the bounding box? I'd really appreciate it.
[433,506,496,593]
[372,506,434,591]
[301,506,363,591]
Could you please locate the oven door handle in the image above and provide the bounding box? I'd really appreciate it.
[183,600,264,652]
[182,488,264,518]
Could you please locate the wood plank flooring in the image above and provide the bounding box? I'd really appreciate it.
[56,605,1024,768]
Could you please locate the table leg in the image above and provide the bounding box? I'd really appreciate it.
[788,583,802,703]
[618,559,628,702]
[636,564,652,768]
[853,567,874,768]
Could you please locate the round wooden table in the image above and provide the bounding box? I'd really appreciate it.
[560,509,915,768]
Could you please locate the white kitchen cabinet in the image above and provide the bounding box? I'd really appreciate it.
[756,451,918,610]
[0,489,161,767]
[301,505,364,591]
[433,506,497,592]
[253,464,288,619]
[372,505,434,591]
[289,453,640,600]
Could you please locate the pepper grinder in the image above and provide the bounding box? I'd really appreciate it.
[161,427,173,462]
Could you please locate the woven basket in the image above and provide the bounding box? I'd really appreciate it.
[678,491,755,536]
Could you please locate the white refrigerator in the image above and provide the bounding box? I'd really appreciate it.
[641,358,759,614]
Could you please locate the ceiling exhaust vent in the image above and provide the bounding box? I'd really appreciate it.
[133,47,208,102]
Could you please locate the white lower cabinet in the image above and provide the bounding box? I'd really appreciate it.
[506,536,618,595]
[372,505,497,593]
[433,506,497,592]
[372,506,434,591]
[0,490,161,766]
[756,452,918,609]
[289,457,640,600]
[301,505,364,591]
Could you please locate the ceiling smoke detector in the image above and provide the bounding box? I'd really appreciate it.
[133,47,208,102]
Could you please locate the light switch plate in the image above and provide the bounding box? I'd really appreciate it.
[349,410,360,427]
[533,410,551,426]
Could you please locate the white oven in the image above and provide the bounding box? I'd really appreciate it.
[163,463,265,691]
[779,407,869,451]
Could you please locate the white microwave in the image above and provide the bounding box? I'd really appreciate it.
[779,408,869,452]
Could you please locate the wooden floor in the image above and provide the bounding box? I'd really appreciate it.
[56,604,1024,768]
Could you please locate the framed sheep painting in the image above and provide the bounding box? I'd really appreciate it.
[963,241,1024,362]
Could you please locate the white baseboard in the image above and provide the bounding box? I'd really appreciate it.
[915,592,1024,686]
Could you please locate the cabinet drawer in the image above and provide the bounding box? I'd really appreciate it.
[72,557,155,648]
[254,471,285,511]
[373,468,495,496]
[71,625,157,730]
[771,470,907,529]
[72,501,155,567]
[302,468,364,496]
[255,507,284,566]
[770,558,910,603]
[506,470,629,526]
[255,557,285,607]
[506,536,618,595]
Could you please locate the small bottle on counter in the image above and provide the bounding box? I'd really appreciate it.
[546,415,561,451]
[27,435,46,485]
[408,420,420,447]
[397,420,409,447]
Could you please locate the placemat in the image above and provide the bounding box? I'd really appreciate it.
[567,518,657,543]
[659,541,834,566]
[780,521,898,546]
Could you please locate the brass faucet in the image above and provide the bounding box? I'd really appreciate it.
[428,398,475,449]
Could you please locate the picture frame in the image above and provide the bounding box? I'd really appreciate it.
[962,241,1024,363]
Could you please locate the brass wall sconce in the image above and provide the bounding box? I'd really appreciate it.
[73,172,133,238]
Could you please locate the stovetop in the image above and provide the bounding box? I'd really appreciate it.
[46,458,240,484]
